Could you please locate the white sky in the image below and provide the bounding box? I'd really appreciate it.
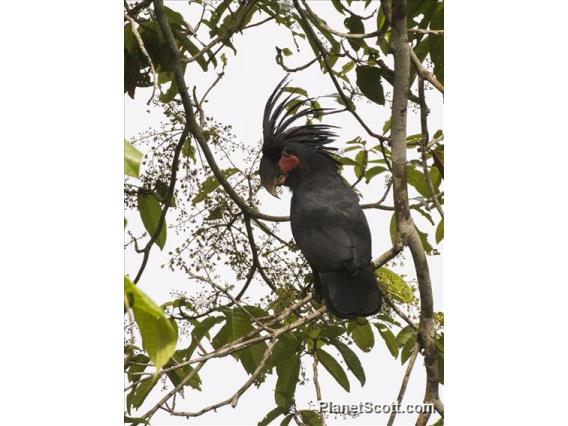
[125,1,443,424]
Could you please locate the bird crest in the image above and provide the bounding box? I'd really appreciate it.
[262,76,338,159]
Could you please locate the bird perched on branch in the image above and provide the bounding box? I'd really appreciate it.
[259,77,382,319]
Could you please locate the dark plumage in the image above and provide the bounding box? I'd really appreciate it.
[259,77,382,319]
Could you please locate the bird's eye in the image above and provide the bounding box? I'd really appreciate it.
[283,147,294,155]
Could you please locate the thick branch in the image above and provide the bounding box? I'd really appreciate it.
[390,1,442,424]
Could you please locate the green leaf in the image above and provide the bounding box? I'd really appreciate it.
[317,348,350,392]
[406,166,430,198]
[417,225,437,255]
[192,168,238,204]
[354,150,367,179]
[159,78,179,103]
[344,16,365,51]
[164,362,202,391]
[364,166,387,183]
[374,323,399,358]
[266,333,301,370]
[382,118,391,135]
[125,140,143,178]
[329,339,366,386]
[356,65,385,105]
[258,406,287,426]
[275,353,301,408]
[130,375,159,409]
[400,334,417,365]
[330,0,345,15]
[181,139,196,162]
[396,326,416,347]
[376,268,415,303]
[429,4,444,84]
[124,277,178,371]
[389,213,397,244]
[319,325,345,339]
[281,47,293,56]
[411,205,435,226]
[339,156,358,166]
[126,353,150,382]
[341,60,355,74]
[282,86,308,97]
[124,415,149,425]
[299,410,323,426]
[206,206,224,221]
[436,218,444,244]
[280,415,293,426]
[137,191,167,250]
[187,316,224,358]
[429,164,442,189]
[348,319,374,352]
[212,308,268,375]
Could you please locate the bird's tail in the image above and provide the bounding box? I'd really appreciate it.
[318,266,382,319]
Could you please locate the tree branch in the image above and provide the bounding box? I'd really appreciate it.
[181,0,260,65]
[133,125,190,284]
[275,47,319,73]
[153,0,289,225]
[141,359,207,421]
[165,339,277,417]
[389,2,442,424]
[125,295,316,390]
[418,76,444,218]
[293,0,391,161]
[387,343,419,426]
[124,11,159,105]
[410,49,444,94]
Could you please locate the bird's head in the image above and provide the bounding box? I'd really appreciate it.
[259,77,338,197]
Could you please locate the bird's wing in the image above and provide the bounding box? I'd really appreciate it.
[291,192,371,273]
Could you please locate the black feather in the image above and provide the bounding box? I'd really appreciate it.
[262,76,338,156]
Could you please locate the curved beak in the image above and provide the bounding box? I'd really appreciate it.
[259,157,281,198]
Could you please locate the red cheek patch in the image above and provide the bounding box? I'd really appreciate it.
[278,153,300,173]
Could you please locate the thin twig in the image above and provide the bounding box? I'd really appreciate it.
[409,28,444,36]
[181,0,259,65]
[125,295,315,390]
[418,76,444,218]
[410,49,444,94]
[387,343,419,426]
[294,0,391,168]
[312,351,326,426]
[142,360,206,421]
[275,48,319,73]
[383,293,417,331]
[124,11,159,105]
[182,265,274,333]
[165,339,277,417]
[372,243,404,270]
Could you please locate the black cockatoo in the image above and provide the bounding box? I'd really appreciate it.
[259,77,382,319]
